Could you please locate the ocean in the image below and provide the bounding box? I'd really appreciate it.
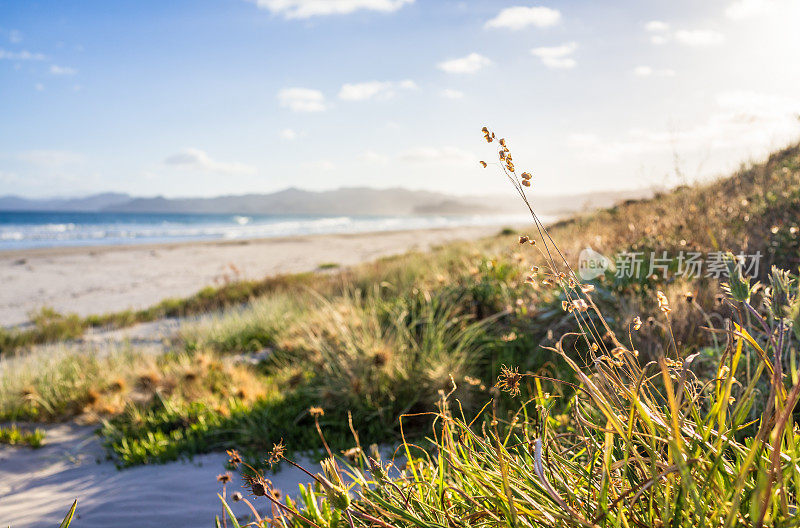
[0,211,535,251]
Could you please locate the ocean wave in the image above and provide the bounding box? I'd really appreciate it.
[0,212,538,250]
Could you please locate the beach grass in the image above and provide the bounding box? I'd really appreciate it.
[4,137,800,526]
[0,342,268,429]
[210,129,800,527]
[83,139,800,468]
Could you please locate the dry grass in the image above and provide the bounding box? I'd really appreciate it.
[214,129,800,528]
[0,344,265,423]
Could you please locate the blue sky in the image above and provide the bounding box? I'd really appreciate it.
[1,0,799,198]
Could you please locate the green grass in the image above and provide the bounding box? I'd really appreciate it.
[0,308,87,352]
[219,262,800,526]
[268,282,800,525]
[181,293,302,354]
[101,289,505,466]
[0,424,45,448]
[211,130,800,528]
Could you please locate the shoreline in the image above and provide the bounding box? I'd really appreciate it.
[0,224,510,259]
[1,224,516,326]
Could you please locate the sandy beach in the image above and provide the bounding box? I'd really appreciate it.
[0,225,505,326]
[0,224,509,526]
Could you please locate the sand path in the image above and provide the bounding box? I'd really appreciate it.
[0,424,316,527]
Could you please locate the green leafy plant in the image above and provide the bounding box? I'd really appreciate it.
[0,424,45,448]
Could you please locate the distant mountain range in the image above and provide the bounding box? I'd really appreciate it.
[0,187,652,216]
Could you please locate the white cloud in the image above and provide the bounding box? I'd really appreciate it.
[644,20,670,32]
[163,148,256,175]
[280,128,299,140]
[50,65,77,76]
[302,160,336,171]
[530,42,577,69]
[34,83,44,92]
[645,22,725,47]
[568,90,800,163]
[248,0,413,19]
[8,30,22,43]
[18,150,84,167]
[358,150,389,164]
[440,88,464,99]
[399,146,475,166]
[0,48,45,60]
[437,53,491,74]
[485,6,561,31]
[725,0,773,19]
[633,66,676,77]
[277,87,327,112]
[674,29,725,46]
[338,79,417,101]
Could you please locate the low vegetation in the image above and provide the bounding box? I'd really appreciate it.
[0,272,316,353]
[226,261,800,526]
[0,424,44,448]
[97,139,799,466]
[7,134,800,525]
[0,343,266,429]
[212,130,800,527]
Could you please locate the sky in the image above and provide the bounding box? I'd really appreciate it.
[1,0,799,199]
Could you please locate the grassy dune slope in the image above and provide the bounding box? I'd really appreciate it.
[2,143,799,474]
[542,142,799,274]
[221,138,800,527]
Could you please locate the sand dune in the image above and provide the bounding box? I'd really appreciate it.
[0,224,507,526]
